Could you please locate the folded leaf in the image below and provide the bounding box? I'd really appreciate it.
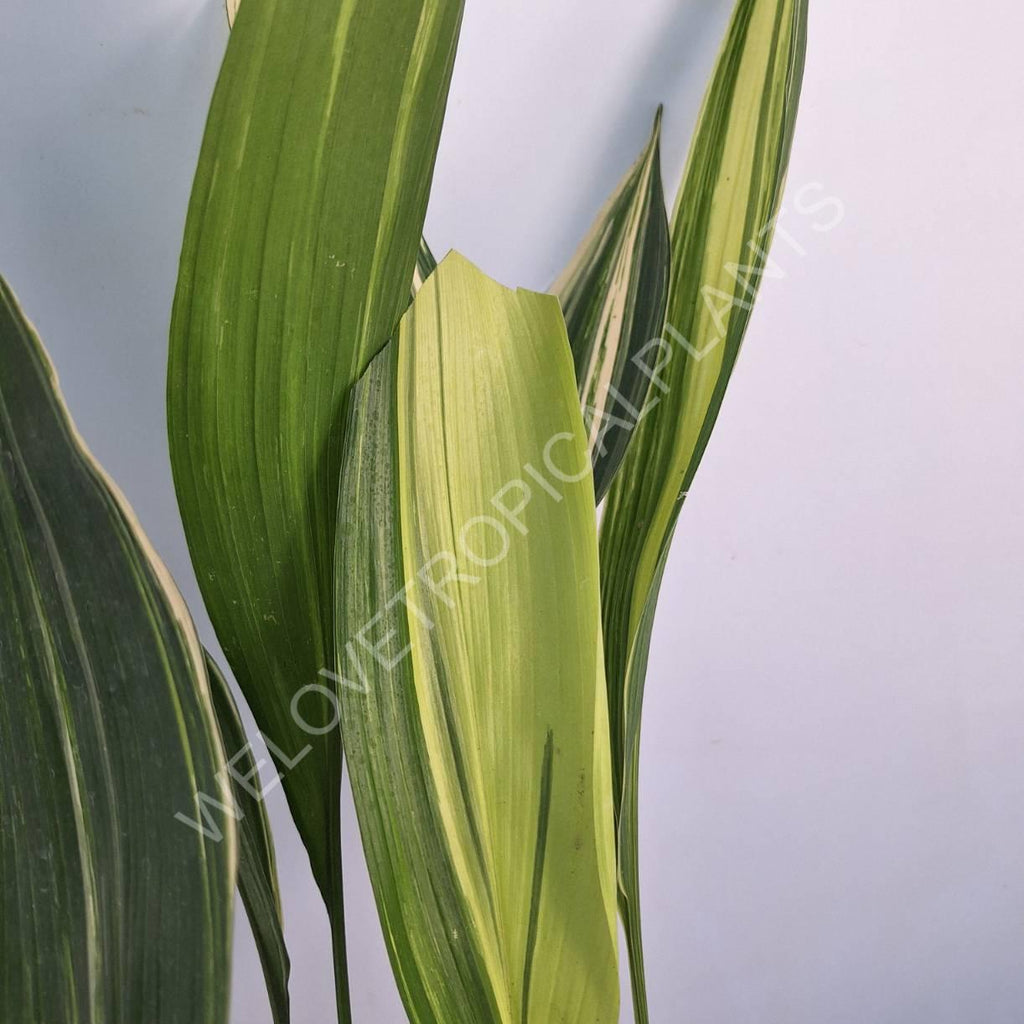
[206,653,290,1024]
[0,277,235,1024]
[554,108,670,503]
[168,2,464,1017]
[335,253,618,1023]
[597,2,809,1020]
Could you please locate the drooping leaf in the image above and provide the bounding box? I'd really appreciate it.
[0,277,235,1024]
[334,253,619,1024]
[597,1,809,1020]
[167,2,464,1017]
[553,107,670,503]
[206,652,290,1024]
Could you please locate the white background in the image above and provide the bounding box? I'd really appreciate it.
[3,1,1024,1021]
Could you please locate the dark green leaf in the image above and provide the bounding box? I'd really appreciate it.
[206,652,290,1024]
[412,237,439,295]
[0,277,235,1024]
[554,107,670,503]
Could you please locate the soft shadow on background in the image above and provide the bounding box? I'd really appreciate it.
[3,1,1023,1022]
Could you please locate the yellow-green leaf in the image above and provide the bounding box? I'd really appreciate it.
[335,253,619,1024]
[554,108,670,503]
[0,277,235,1024]
[597,2,809,1020]
[167,2,464,1017]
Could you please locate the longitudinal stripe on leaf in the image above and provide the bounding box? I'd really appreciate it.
[0,278,235,1024]
[412,237,439,295]
[554,108,670,504]
[597,2,809,1021]
[167,2,464,1017]
[335,253,619,1023]
[206,653,291,1024]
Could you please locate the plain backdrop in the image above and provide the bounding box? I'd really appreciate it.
[3,1,1024,1022]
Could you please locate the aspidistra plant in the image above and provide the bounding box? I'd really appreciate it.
[168,0,464,1018]
[0,280,235,1024]
[599,1,808,1019]
[0,0,809,1020]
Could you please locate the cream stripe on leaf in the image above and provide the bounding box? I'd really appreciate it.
[0,277,235,1024]
[168,3,464,1019]
[597,2,809,1021]
[553,108,670,504]
[335,253,619,1024]
[412,237,439,295]
[230,0,439,302]
[421,114,668,494]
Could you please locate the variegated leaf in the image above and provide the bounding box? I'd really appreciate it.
[0,277,235,1024]
[597,2,810,1020]
[206,653,290,1024]
[168,2,465,1017]
[554,108,670,503]
[335,253,619,1024]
